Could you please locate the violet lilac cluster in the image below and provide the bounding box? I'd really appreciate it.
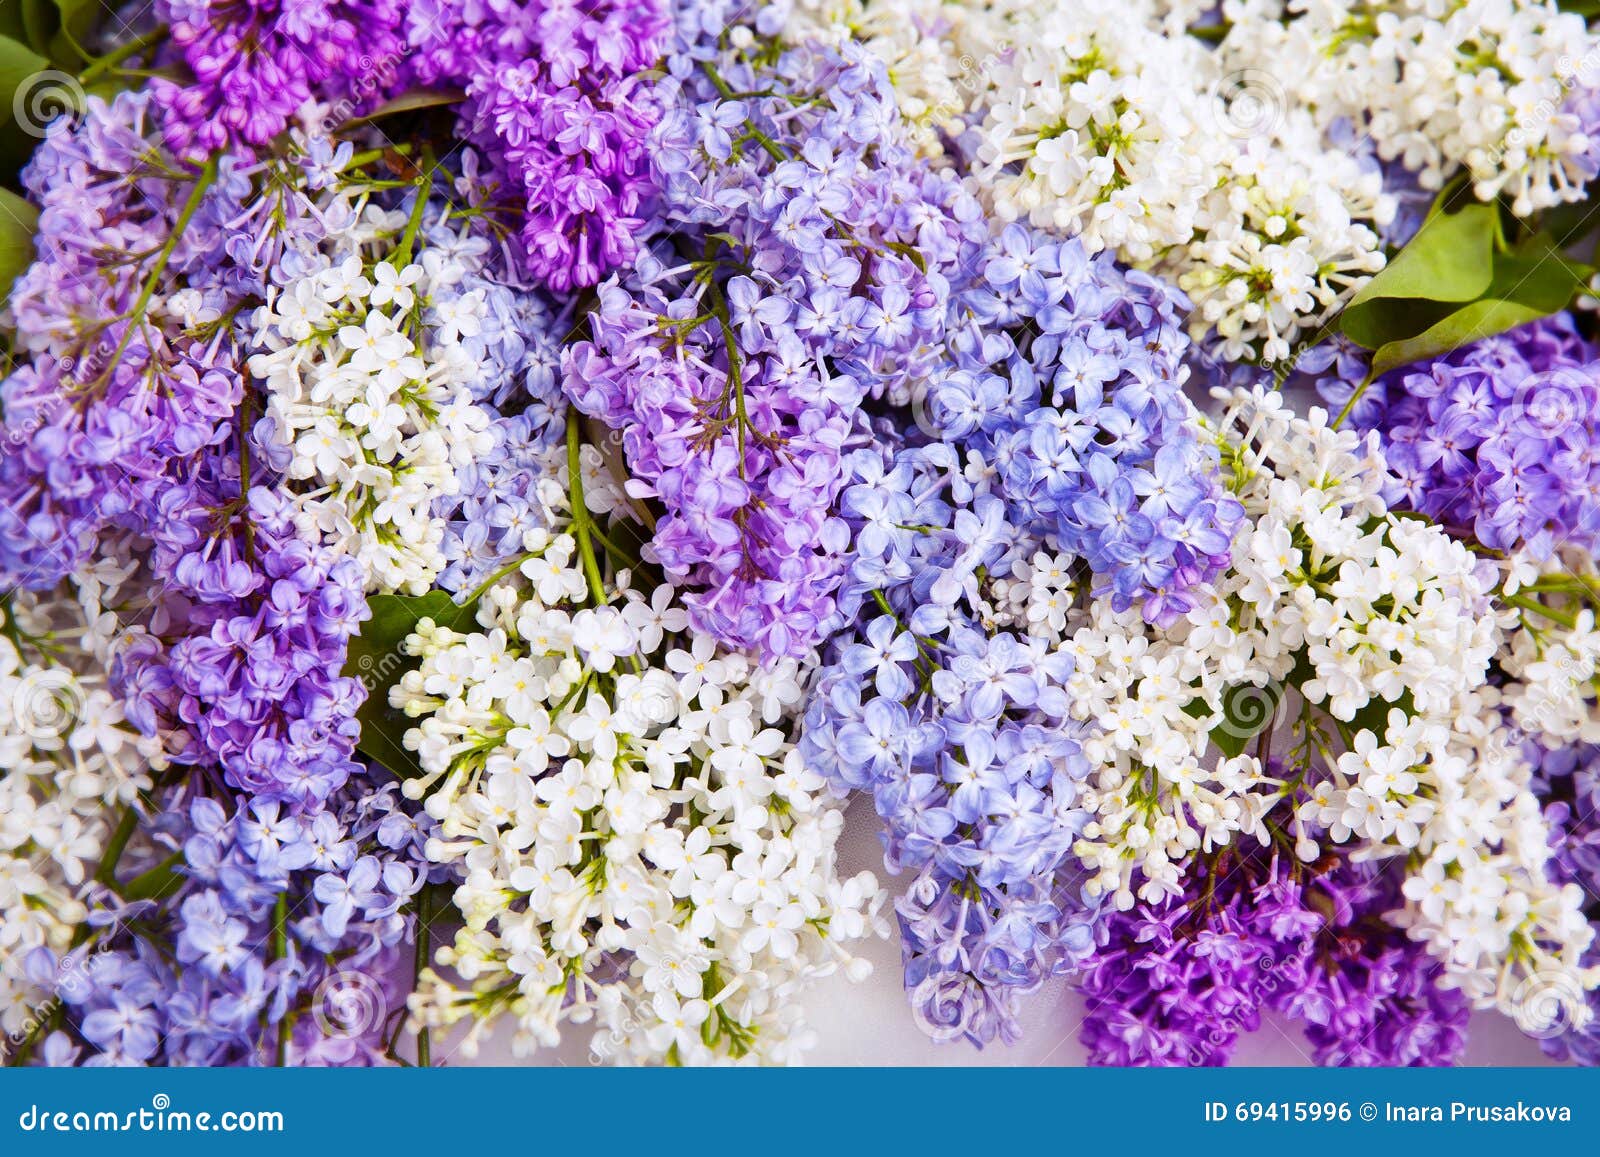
[926,224,1241,624]
[407,0,668,291]
[800,437,1102,1047]
[1530,740,1600,1065]
[152,0,410,159]
[563,34,986,657]
[1313,316,1600,560]
[112,467,370,813]
[25,779,433,1066]
[1079,852,1470,1067]
[0,91,247,589]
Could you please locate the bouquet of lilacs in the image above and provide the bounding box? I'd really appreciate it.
[4,0,1600,1072]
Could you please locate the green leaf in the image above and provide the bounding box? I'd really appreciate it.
[119,851,186,902]
[0,7,28,45]
[0,33,50,116]
[18,0,59,57]
[0,32,61,184]
[1340,203,1497,351]
[1348,690,1415,740]
[0,186,38,299]
[42,0,99,64]
[1339,199,1590,377]
[1364,299,1549,379]
[1364,237,1589,377]
[344,591,481,777]
[338,88,464,128]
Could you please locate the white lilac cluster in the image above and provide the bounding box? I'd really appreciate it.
[1493,550,1600,746]
[787,0,1391,362]
[398,450,885,1064]
[247,196,494,595]
[1213,390,1591,1017]
[783,0,1009,157]
[0,592,164,1041]
[1216,0,1600,216]
[987,387,1594,1018]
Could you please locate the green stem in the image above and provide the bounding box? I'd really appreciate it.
[393,158,436,268]
[344,144,413,169]
[79,25,170,83]
[270,893,290,1066]
[698,61,786,162]
[414,888,432,1068]
[101,155,221,380]
[1331,372,1374,430]
[93,804,142,888]
[565,410,609,606]
[1506,592,1579,629]
[464,553,531,606]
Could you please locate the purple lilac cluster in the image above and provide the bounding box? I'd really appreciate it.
[564,34,987,657]
[800,438,1100,1047]
[0,92,446,1069]
[27,781,433,1066]
[1530,740,1600,1065]
[925,224,1242,625]
[1079,852,1470,1067]
[152,0,410,159]
[1313,315,1600,560]
[112,463,370,813]
[0,97,369,811]
[407,0,667,291]
[0,92,247,590]
[1564,87,1600,187]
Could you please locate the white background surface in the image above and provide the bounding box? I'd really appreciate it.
[457,801,1562,1067]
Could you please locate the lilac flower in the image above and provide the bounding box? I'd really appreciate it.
[801,441,1100,1047]
[407,0,668,290]
[151,0,410,160]
[34,781,437,1067]
[0,92,247,589]
[926,224,1241,626]
[564,34,987,657]
[1079,852,1470,1067]
[1313,315,1600,560]
[1529,740,1600,1064]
